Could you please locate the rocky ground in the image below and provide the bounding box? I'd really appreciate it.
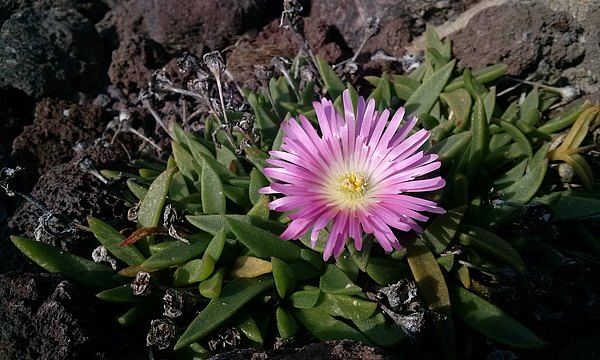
[0,0,599,358]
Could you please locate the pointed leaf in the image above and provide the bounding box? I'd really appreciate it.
[224,217,303,262]
[137,167,177,228]
[406,238,455,359]
[11,236,125,289]
[293,307,370,343]
[174,275,274,349]
[449,284,547,349]
[316,56,345,100]
[459,225,526,274]
[405,59,456,117]
[88,216,146,266]
[272,257,296,298]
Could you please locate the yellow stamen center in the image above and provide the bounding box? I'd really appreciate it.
[338,171,368,200]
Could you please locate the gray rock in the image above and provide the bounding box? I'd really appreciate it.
[0,273,146,359]
[450,1,585,79]
[0,8,106,98]
[137,0,275,52]
[0,0,109,25]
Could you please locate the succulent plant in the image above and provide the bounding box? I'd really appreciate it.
[10,25,600,359]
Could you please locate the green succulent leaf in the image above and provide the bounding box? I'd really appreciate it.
[200,159,226,214]
[225,217,303,262]
[141,233,212,270]
[421,205,467,255]
[293,307,371,344]
[427,131,473,165]
[366,257,409,285]
[314,293,377,321]
[172,142,199,183]
[186,214,285,236]
[117,302,156,326]
[175,275,275,350]
[519,87,540,127]
[290,289,322,308]
[498,120,533,160]
[467,97,489,180]
[440,89,472,128]
[353,312,405,347]
[234,311,264,344]
[96,284,145,303]
[449,284,547,349]
[444,64,507,93]
[392,75,420,101]
[11,236,125,289]
[316,56,345,101]
[137,167,177,229]
[538,102,592,134]
[276,306,298,340]
[553,193,600,222]
[249,168,270,205]
[272,257,296,298]
[459,225,526,274]
[405,59,456,118]
[406,238,455,360]
[319,264,362,295]
[88,216,146,266]
[127,179,148,200]
[479,144,549,226]
[199,268,225,299]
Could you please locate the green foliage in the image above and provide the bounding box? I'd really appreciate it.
[12,27,600,358]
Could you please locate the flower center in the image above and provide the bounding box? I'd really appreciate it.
[338,171,368,200]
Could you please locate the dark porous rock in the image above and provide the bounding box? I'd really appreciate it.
[0,88,35,161]
[308,0,477,52]
[138,0,278,53]
[8,143,130,250]
[210,339,393,360]
[97,0,169,89]
[0,7,107,98]
[0,0,109,25]
[451,1,585,78]
[561,4,600,94]
[12,98,107,175]
[0,273,146,360]
[108,33,171,89]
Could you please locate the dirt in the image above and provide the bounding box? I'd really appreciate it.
[0,0,598,358]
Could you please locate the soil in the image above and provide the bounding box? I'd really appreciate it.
[0,0,598,358]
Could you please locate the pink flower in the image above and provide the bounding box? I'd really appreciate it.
[260,90,446,260]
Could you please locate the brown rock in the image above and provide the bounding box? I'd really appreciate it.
[450,1,585,77]
[12,98,106,174]
[138,0,277,52]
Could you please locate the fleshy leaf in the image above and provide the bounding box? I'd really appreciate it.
[224,217,303,262]
[316,56,345,100]
[272,257,296,298]
[406,238,455,360]
[11,236,125,289]
[174,275,274,349]
[200,158,226,214]
[293,307,371,344]
[315,293,377,321]
[421,205,467,255]
[229,256,273,278]
[449,284,547,349]
[276,307,298,340]
[459,225,526,274]
[88,216,146,266]
[141,233,212,269]
[405,59,456,117]
[137,167,177,228]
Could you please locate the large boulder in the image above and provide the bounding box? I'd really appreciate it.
[0,8,107,98]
